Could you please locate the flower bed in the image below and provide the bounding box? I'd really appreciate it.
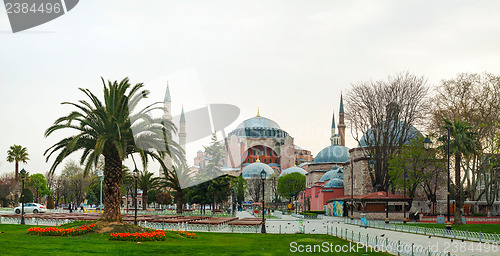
[177,230,197,239]
[28,223,99,236]
[109,230,166,242]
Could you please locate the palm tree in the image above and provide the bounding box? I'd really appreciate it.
[439,118,480,225]
[160,163,191,214]
[6,145,29,182]
[44,77,181,222]
[137,170,159,210]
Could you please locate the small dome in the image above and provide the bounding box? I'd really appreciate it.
[319,166,344,182]
[236,116,281,130]
[241,162,275,179]
[314,145,350,164]
[280,166,307,177]
[324,178,344,188]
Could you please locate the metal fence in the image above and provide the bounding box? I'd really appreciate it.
[330,226,455,256]
[0,216,72,226]
[345,218,499,244]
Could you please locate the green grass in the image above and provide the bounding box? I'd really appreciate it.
[0,224,390,256]
[401,223,500,235]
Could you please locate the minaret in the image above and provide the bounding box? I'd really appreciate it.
[161,82,173,177]
[163,82,172,121]
[330,110,336,146]
[338,93,346,146]
[179,105,187,154]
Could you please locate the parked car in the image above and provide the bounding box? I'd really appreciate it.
[14,203,47,214]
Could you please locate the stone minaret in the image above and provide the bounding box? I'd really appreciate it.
[179,105,187,153]
[338,93,346,146]
[330,110,336,146]
[163,82,172,121]
[161,82,173,176]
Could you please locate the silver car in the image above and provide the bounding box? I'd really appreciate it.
[14,203,47,214]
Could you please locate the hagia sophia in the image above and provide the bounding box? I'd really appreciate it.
[164,85,447,220]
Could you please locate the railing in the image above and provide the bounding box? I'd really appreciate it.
[0,216,73,226]
[331,226,456,256]
[345,218,500,244]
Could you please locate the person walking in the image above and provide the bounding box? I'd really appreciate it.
[80,202,84,212]
[69,202,73,213]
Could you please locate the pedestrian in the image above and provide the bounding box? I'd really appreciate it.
[80,202,84,212]
[69,202,73,213]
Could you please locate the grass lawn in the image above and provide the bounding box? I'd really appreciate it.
[0,224,390,256]
[401,223,500,234]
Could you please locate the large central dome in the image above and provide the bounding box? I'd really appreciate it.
[236,116,281,130]
[229,114,288,138]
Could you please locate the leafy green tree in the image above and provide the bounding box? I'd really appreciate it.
[6,145,29,182]
[236,175,247,209]
[86,190,98,205]
[28,173,49,203]
[439,118,480,225]
[156,192,172,209]
[148,189,159,205]
[388,136,442,211]
[277,172,306,202]
[44,78,181,221]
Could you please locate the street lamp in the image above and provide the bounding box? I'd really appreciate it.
[351,159,355,220]
[260,169,266,234]
[35,185,39,204]
[20,168,27,225]
[428,131,452,230]
[97,170,103,213]
[133,168,139,225]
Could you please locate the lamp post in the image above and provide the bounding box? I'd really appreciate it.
[260,169,266,234]
[368,160,376,222]
[133,168,139,226]
[20,168,27,225]
[97,170,103,212]
[426,131,451,230]
[420,136,433,223]
[35,185,39,203]
[351,158,354,220]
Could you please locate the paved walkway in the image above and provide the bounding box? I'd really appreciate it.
[265,215,498,256]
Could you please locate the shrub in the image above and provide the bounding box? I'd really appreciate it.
[471,212,485,217]
[47,194,55,209]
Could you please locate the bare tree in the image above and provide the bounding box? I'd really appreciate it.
[432,73,500,212]
[345,72,430,191]
[246,179,262,203]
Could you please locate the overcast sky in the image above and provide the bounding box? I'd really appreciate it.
[1,0,500,176]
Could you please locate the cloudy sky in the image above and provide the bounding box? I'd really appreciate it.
[1,0,500,176]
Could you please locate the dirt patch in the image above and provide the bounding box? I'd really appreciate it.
[95,221,146,234]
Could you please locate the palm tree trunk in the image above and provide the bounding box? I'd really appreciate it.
[176,188,183,214]
[454,154,463,225]
[102,155,123,222]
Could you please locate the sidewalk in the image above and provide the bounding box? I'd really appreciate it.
[313,216,498,256]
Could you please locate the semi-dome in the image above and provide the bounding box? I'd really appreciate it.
[324,178,344,188]
[241,162,275,179]
[313,145,350,164]
[279,166,307,177]
[318,166,344,182]
[358,120,422,147]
